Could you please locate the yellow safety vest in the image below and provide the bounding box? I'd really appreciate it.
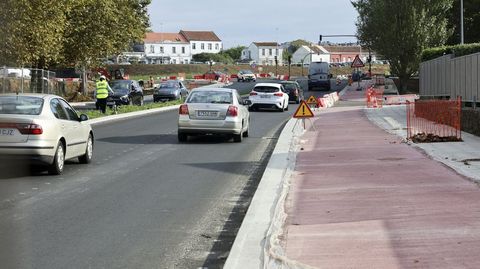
[96,81,109,99]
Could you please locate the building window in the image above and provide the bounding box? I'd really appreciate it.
[150,45,155,53]
[182,47,185,54]
[215,44,219,50]
[275,49,279,56]
[160,46,164,53]
[192,43,196,50]
[262,49,265,56]
[208,43,212,50]
[201,43,205,50]
[172,59,176,64]
[172,47,176,53]
[269,49,272,55]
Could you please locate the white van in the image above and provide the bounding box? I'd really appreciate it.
[307,62,330,91]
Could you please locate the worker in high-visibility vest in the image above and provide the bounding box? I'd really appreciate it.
[95,75,113,113]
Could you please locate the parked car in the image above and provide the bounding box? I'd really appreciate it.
[204,71,226,80]
[248,83,289,112]
[177,88,251,143]
[107,79,144,106]
[237,70,256,82]
[0,94,93,175]
[279,81,303,104]
[153,80,188,102]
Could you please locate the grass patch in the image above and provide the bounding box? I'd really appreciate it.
[82,99,183,119]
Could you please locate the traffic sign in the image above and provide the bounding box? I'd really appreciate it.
[293,100,314,118]
[306,95,317,104]
[351,55,365,68]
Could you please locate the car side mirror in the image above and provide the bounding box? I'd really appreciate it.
[79,114,89,122]
[243,99,252,106]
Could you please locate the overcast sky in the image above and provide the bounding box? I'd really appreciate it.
[148,0,359,48]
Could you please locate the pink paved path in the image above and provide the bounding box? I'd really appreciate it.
[284,105,480,268]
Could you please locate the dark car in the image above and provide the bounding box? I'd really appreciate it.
[153,80,188,102]
[107,80,144,106]
[279,81,303,104]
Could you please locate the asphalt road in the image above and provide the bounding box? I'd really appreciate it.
[0,82,302,268]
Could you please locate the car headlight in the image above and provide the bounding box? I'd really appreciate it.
[120,95,128,101]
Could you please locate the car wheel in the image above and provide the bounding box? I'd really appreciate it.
[285,103,289,111]
[233,132,243,143]
[243,120,249,137]
[279,102,285,112]
[79,133,93,164]
[48,141,65,175]
[178,133,187,142]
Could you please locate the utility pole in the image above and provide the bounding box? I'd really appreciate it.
[460,0,464,44]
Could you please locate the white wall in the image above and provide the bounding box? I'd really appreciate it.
[190,41,222,55]
[257,46,283,66]
[144,42,192,64]
[292,46,330,64]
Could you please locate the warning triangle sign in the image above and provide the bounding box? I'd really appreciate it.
[351,55,365,68]
[293,100,314,118]
[306,95,317,104]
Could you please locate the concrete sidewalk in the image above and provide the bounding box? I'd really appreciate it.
[226,84,480,268]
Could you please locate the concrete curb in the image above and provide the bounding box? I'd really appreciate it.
[87,105,181,126]
[224,118,304,269]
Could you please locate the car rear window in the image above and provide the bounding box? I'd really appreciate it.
[159,82,179,88]
[187,91,233,104]
[281,84,296,90]
[253,86,280,93]
[0,96,43,115]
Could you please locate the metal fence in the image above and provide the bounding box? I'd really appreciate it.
[406,97,462,142]
[420,53,480,104]
[0,67,64,95]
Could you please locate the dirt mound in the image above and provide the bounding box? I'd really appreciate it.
[411,132,462,143]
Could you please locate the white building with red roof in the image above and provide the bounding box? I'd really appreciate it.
[121,30,223,64]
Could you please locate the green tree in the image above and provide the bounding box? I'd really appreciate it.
[193,53,233,64]
[0,0,150,69]
[0,0,69,68]
[447,0,480,44]
[221,46,246,61]
[352,0,453,92]
[63,0,150,68]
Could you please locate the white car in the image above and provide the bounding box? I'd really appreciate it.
[177,88,251,143]
[0,94,94,175]
[237,70,256,82]
[248,83,289,112]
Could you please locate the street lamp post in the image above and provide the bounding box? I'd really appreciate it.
[460,0,464,44]
[301,52,315,77]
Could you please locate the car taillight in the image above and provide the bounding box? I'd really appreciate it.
[179,104,189,115]
[16,123,43,135]
[274,93,283,97]
[227,106,238,117]
[249,92,258,96]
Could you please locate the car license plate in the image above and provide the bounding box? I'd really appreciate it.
[107,101,116,106]
[260,94,271,99]
[0,129,15,136]
[197,111,217,117]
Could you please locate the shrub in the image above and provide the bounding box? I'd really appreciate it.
[422,43,480,61]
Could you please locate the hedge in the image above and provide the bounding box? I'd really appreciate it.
[422,43,480,61]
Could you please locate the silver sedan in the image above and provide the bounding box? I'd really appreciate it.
[177,88,251,143]
[0,94,94,175]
